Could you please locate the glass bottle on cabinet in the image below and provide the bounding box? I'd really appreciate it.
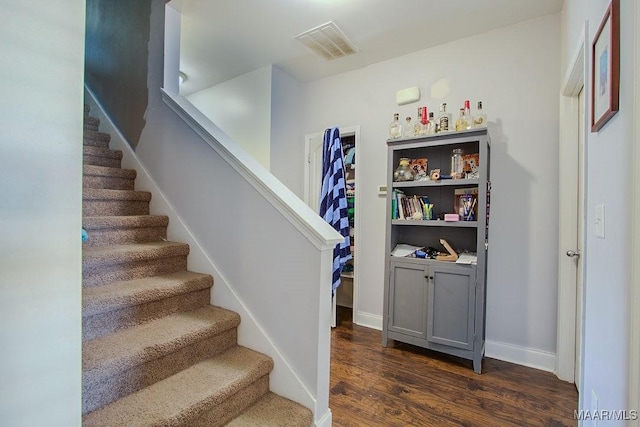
[389,113,402,139]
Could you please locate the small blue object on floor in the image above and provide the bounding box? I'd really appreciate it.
[82,228,88,243]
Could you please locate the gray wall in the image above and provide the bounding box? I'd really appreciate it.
[269,14,562,369]
[85,0,153,148]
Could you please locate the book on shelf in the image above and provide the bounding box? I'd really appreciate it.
[392,190,432,220]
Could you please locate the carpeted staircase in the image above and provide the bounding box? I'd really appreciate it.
[81,104,313,426]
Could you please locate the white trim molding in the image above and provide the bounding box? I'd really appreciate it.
[354,311,383,331]
[485,340,556,373]
[629,0,640,423]
[314,409,332,427]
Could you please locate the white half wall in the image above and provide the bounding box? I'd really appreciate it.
[0,1,84,425]
[271,14,562,364]
[186,66,273,169]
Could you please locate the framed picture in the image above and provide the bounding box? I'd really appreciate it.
[591,0,620,132]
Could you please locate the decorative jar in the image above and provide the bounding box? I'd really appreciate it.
[393,158,414,182]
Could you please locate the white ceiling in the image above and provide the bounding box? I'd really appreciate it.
[176,0,564,96]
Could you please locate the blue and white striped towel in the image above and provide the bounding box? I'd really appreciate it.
[319,127,352,295]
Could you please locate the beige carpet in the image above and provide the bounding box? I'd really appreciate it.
[82,105,313,426]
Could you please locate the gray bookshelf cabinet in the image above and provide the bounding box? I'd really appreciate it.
[382,128,491,373]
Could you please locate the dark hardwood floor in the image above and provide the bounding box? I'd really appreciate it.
[330,307,578,427]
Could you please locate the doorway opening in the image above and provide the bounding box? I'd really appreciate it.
[304,126,361,327]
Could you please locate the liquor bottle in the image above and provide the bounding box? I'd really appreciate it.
[463,100,472,130]
[427,112,436,134]
[403,116,414,138]
[473,101,487,128]
[438,103,451,132]
[420,107,429,136]
[414,108,423,136]
[389,113,402,139]
[455,107,465,131]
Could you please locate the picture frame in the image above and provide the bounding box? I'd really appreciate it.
[591,0,620,132]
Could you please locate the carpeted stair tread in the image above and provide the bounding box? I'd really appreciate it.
[83,146,123,168]
[83,306,241,378]
[83,165,137,190]
[83,188,152,202]
[225,392,313,427]
[82,346,273,427]
[83,135,111,149]
[85,116,100,130]
[83,145,123,160]
[83,271,213,317]
[83,164,137,179]
[83,215,169,230]
[82,215,169,247]
[84,129,111,142]
[83,241,189,267]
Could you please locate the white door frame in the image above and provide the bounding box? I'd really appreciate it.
[556,27,587,384]
[629,1,640,423]
[303,132,324,214]
[304,125,361,324]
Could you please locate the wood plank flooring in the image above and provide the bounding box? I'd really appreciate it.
[330,307,578,427]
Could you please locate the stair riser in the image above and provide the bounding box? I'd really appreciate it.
[192,375,270,427]
[83,175,135,191]
[83,226,167,247]
[83,328,238,414]
[83,138,110,149]
[83,154,122,168]
[83,288,211,341]
[83,255,187,287]
[83,200,150,216]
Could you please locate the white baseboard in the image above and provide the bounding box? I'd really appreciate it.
[354,311,383,331]
[485,339,556,373]
[315,409,332,427]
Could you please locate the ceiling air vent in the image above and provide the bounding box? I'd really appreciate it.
[295,21,358,61]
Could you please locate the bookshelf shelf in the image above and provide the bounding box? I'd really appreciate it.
[391,220,478,228]
[392,178,479,188]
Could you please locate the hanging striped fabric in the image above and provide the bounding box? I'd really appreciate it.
[319,127,352,295]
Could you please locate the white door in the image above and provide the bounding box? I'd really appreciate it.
[556,31,587,385]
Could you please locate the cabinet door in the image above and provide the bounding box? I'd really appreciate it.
[427,264,476,350]
[388,261,429,340]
